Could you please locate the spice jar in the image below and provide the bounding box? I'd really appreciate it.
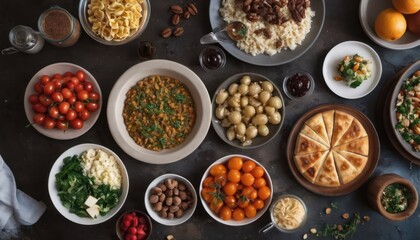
[1,25,44,55]
[38,6,81,47]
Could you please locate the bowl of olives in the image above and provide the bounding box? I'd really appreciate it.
[212,73,285,149]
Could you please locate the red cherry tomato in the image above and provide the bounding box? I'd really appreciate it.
[84,81,93,92]
[53,73,63,79]
[73,101,85,112]
[34,82,43,94]
[56,120,69,131]
[66,82,75,91]
[28,94,39,104]
[58,102,70,114]
[67,96,77,105]
[43,117,56,129]
[52,92,64,103]
[61,88,73,99]
[33,113,46,125]
[74,84,84,93]
[57,114,66,121]
[43,82,55,95]
[89,92,100,101]
[40,75,50,84]
[63,71,74,77]
[49,106,60,119]
[52,79,63,89]
[86,102,99,112]
[70,77,80,86]
[76,70,86,82]
[38,94,53,107]
[79,109,90,121]
[66,109,77,121]
[77,90,89,101]
[70,118,84,129]
[32,103,47,113]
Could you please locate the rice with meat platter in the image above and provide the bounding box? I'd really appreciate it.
[220,0,315,56]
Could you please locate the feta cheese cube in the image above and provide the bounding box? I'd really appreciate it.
[84,195,98,207]
[86,205,100,219]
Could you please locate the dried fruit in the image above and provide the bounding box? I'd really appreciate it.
[342,213,350,219]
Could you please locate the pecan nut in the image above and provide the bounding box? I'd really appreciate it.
[161,28,172,38]
[187,3,198,16]
[170,5,183,14]
[172,27,184,37]
[182,11,191,19]
[171,14,180,25]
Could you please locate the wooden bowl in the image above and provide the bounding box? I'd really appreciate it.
[367,173,418,221]
[287,104,380,196]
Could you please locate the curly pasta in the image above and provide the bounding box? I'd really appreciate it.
[87,0,143,41]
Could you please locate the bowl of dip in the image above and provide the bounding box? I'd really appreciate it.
[260,194,307,233]
[367,173,418,221]
[283,70,315,101]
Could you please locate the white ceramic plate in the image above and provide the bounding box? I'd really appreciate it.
[199,154,273,226]
[359,0,420,50]
[144,173,197,226]
[48,143,129,225]
[322,41,382,99]
[107,60,211,164]
[24,63,102,140]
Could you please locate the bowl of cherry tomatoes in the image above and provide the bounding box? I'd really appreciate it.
[199,154,273,226]
[24,62,102,140]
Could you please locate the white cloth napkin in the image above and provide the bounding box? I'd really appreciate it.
[0,155,46,231]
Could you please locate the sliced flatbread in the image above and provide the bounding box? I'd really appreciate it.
[305,113,330,146]
[294,151,329,174]
[332,151,360,185]
[295,133,329,155]
[331,110,354,147]
[314,152,340,187]
[322,110,335,144]
[336,118,367,146]
[300,124,329,147]
[333,136,369,156]
[335,150,368,173]
[302,151,329,183]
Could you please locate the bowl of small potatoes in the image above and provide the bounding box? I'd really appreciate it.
[212,73,285,149]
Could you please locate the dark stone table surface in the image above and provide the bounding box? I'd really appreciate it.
[0,0,419,239]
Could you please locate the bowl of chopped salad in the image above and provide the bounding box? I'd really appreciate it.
[389,60,420,161]
[48,143,129,225]
[322,41,382,99]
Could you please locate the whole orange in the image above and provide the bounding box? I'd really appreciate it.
[392,0,420,14]
[375,8,407,41]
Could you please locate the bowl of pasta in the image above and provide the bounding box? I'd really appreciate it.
[78,0,150,45]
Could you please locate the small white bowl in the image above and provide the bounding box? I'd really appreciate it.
[24,62,102,140]
[48,143,129,225]
[199,154,273,226]
[144,173,197,226]
[107,60,211,164]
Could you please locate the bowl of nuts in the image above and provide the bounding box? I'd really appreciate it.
[212,73,285,148]
[144,174,197,226]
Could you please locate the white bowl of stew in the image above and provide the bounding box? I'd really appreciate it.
[107,60,212,164]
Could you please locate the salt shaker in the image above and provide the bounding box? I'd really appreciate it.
[1,25,44,55]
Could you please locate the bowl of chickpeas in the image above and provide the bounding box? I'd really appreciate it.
[199,154,273,226]
[212,73,285,148]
